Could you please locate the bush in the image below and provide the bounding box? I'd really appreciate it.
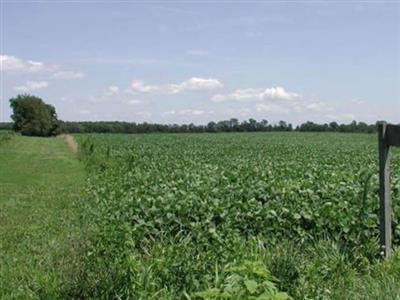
[9,94,61,137]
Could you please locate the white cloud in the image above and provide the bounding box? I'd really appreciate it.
[210,86,369,123]
[210,94,227,102]
[13,81,49,92]
[178,109,205,116]
[104,85,120,96]
[263,87,299,100]
[168,77,223,94]
[52,71,85,80]
[127,99,142,105]
[349,99,365,105]
[1,55,54,73]
[305,101,334,112]
[162,109,209,117]
[211,86,300,102]
[162,110,176,116]
[128,77,223,94]
[1,55,85,82]
[129,80,159,93]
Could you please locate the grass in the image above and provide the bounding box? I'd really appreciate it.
[0,134,85,299]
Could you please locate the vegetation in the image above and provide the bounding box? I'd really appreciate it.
[3,107,380,134]
[73,132,399,299]
[54,119,377,134]
[1,131,399,299]
[0,131,13,145]
[0,122,12,131]
[0,134,85,298]
[9,94,61,137]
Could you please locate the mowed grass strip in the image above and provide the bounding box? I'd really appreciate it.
[0,135,85,299]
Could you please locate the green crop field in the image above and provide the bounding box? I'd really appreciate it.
[74,132,400,299]
[1,132,399,299]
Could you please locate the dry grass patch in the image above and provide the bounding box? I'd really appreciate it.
[59,134,79,153]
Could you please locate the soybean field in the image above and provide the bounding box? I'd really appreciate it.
[75,132,400,299]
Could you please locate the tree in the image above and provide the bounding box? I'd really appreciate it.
[206,121,217,132]
[9,94,60,136]
[278,120,288,131]
[248,118,257,131]
[229,118,239,131]
[329,121,339,131]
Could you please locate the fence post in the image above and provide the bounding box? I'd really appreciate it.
[378,122,392,258]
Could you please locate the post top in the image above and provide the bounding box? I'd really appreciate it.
[384,124,400,147]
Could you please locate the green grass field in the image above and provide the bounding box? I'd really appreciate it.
[0,134,85,299]
[1,132,399,299]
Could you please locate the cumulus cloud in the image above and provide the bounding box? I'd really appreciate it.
[211,86,300,103]
[263,87,300,100]
[1,54,85,81]
[52,71,85,80]
[168,77,223,94]
[128,77,223,94]
[1,55,55,73]
[13,81,49,92]
[104,85,120,96]
[210,85,365,122]
[129,80,159,93]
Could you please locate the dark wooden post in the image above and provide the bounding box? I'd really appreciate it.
[378,123,400,258]
[378,122,391,258]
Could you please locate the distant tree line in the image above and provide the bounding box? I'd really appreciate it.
[0,122,12,131]
[296,120,377,133]
[0,119,379,134]
[0,118,381,135]
[2,119,371,134]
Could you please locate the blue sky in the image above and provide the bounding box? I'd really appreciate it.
[1,1,399,124]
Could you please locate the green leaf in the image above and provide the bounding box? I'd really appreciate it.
[244,279,258,294]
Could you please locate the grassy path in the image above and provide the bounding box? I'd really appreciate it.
[0,135,85,299]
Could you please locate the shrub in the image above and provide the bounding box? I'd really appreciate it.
[9,94,61,136]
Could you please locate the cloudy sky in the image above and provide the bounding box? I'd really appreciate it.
[1,1,399,125]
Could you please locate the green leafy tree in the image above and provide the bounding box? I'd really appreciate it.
[9,94,61,137]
